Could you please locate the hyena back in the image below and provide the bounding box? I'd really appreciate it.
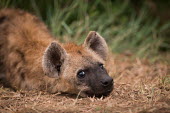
[0,9,113,97]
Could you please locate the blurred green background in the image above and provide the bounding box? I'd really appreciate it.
[0,0,170,61]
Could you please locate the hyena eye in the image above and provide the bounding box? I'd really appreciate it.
[99,63,104,69]
[77,70,86,78]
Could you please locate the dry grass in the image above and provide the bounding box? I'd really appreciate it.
[0,54,170,113]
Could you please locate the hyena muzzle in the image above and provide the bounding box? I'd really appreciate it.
[0,9,113,97]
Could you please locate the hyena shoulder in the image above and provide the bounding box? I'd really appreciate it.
[0,9,54,90]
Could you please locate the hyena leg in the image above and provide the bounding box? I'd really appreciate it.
[5,50,27,90]
[5,50,42,90]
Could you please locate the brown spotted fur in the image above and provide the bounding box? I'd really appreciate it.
[0,9,112,97]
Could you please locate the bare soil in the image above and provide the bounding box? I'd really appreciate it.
[0,54,170,113]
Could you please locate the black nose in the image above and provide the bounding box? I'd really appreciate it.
[101,76,113,87]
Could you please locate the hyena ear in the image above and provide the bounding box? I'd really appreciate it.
[83,31,108,61]
[42,42,67,78]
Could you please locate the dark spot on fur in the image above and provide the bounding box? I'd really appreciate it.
[12,61,19,68]
[16,50,25,62]
[20,72,25,81]
[77,50,82,55]
[0,16,7,24]
[17,67,22,74]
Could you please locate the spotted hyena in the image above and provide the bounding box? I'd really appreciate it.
[0,9,113,97]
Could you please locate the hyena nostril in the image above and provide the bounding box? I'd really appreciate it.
[101,81,109,86]
[101,76,113,87]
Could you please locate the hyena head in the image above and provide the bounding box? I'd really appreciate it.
[42,31,113,97]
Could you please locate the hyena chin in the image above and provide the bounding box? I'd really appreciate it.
[0,9,113,97]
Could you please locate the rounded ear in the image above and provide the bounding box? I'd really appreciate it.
[83,31,108,61]
[42,42,67,78]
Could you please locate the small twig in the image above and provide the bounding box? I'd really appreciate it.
[73,90,82,105]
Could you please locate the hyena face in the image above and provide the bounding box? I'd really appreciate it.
[42,31,113,97]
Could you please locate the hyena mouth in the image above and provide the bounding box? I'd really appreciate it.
[85,86,113,97]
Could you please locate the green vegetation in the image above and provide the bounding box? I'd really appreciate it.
[0,0,170,60]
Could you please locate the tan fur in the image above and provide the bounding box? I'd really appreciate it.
[0,9,110,96]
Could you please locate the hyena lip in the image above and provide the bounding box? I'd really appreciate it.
[85,87,113,98]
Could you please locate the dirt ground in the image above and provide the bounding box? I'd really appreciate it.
[0,54,170,113]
